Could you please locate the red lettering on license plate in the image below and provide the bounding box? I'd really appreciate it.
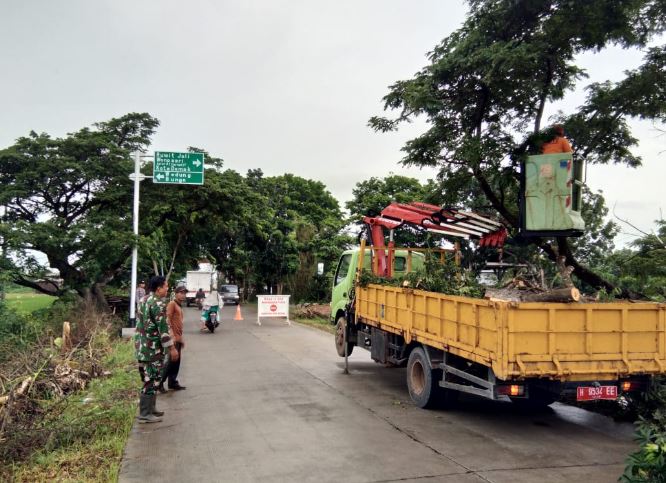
[576,385,618,401]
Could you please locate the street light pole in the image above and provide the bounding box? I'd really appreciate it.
[128,151,141,327]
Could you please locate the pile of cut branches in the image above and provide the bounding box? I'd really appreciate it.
[0,304,119,464]
[484,256,582,303]
[292,303,331,319]
[358,254,485,299]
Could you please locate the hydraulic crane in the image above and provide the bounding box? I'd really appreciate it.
[362,202,507,277]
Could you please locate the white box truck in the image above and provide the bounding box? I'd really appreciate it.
[185,270,216,306]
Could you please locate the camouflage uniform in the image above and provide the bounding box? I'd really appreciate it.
[134,293,173,395]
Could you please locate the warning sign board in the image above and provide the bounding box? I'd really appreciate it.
[257,295,290,326]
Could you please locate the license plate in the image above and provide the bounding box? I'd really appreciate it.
[576,385,618,401]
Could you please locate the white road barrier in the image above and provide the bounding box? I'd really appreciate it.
[257,295,291,326]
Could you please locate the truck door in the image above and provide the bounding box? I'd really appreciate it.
[331,254,353,320]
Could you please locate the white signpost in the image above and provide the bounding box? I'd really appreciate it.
[127,150,204,332]
[257,295,291,326]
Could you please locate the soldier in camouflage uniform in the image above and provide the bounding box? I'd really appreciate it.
[134,276,178,423]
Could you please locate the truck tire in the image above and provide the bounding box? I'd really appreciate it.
[335,316,354,357]
[407,347,441,409]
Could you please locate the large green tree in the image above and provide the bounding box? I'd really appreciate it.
[0,114,350,306]
[346,174,433,220]
[346,174,442,247]
[0,113,159,304]
[0,116,256,306]
[369,0,665,297]
[227,171,348,300]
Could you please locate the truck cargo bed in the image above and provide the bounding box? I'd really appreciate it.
[356,284,666,382]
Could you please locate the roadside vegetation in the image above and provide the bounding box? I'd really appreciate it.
[291,303,335,334]
[620,377,666,482]
[0,292,138,482]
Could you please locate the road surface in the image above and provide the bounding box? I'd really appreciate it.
[120,303,635,482]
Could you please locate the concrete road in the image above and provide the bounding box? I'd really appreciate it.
[120,304,635,483]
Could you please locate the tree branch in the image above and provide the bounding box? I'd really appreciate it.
[612,203,653,239]
[165,226,187,282]
[534,56,553,133]
[12,277,62,296]
[535,237,645,299]
[471,167,519,227]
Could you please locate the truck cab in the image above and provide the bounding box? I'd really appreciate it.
[330,248,424,325]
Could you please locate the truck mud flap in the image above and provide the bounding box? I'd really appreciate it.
[370,327,388,363]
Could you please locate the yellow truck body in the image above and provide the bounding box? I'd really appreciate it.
[356,284,666,382]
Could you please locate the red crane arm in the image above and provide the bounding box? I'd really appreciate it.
[362,202,507,277]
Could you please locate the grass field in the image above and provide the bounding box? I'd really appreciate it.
[4,291,56,314]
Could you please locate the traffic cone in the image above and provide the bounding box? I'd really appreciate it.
[234,304,244,321]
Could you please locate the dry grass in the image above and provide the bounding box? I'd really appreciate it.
[0,301,139,482]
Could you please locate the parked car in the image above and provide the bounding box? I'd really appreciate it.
[219,284,240,304]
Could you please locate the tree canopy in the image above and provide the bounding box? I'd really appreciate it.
[369,0,666,296]
[222,171,350,301]
[0,114,349,305]
[0,113,159,303]
[594,220,666,300]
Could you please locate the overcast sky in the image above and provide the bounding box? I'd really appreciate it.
[1,1,663,247]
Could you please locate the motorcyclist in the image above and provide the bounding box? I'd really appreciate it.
[195,288,206,310]
[200,289,222,332]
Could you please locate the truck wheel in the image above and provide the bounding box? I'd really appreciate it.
[335,316,354,357]
[407,347,442,409]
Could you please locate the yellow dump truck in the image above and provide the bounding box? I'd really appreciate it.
[331,247,666,408]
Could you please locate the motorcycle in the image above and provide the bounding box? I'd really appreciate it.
[201,304,220,333]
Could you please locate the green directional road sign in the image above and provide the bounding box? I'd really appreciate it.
[153,151,205,185]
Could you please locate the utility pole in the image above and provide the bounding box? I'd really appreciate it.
[0,205,5,302]
[128,152,147,327]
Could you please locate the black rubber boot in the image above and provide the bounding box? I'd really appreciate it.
[137,394,162,423]
[151,394,165,416]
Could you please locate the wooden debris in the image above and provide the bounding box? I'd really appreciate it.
[16,377,32,397]
[556,256,575,288]
[484,288,525,302]
[521,287,581,303]
[62,321,72,354]
[292,303,331,319]
[485,286,581,303]
[53,364,89,393]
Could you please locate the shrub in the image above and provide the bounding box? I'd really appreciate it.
[622,377,666,482]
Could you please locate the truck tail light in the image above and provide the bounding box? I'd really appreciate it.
[498,385,524,397]
[620,380,645,392]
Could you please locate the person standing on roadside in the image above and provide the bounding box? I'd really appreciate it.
[160,286,187,391]
[135,281,146,310]
[134,276,178,423]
